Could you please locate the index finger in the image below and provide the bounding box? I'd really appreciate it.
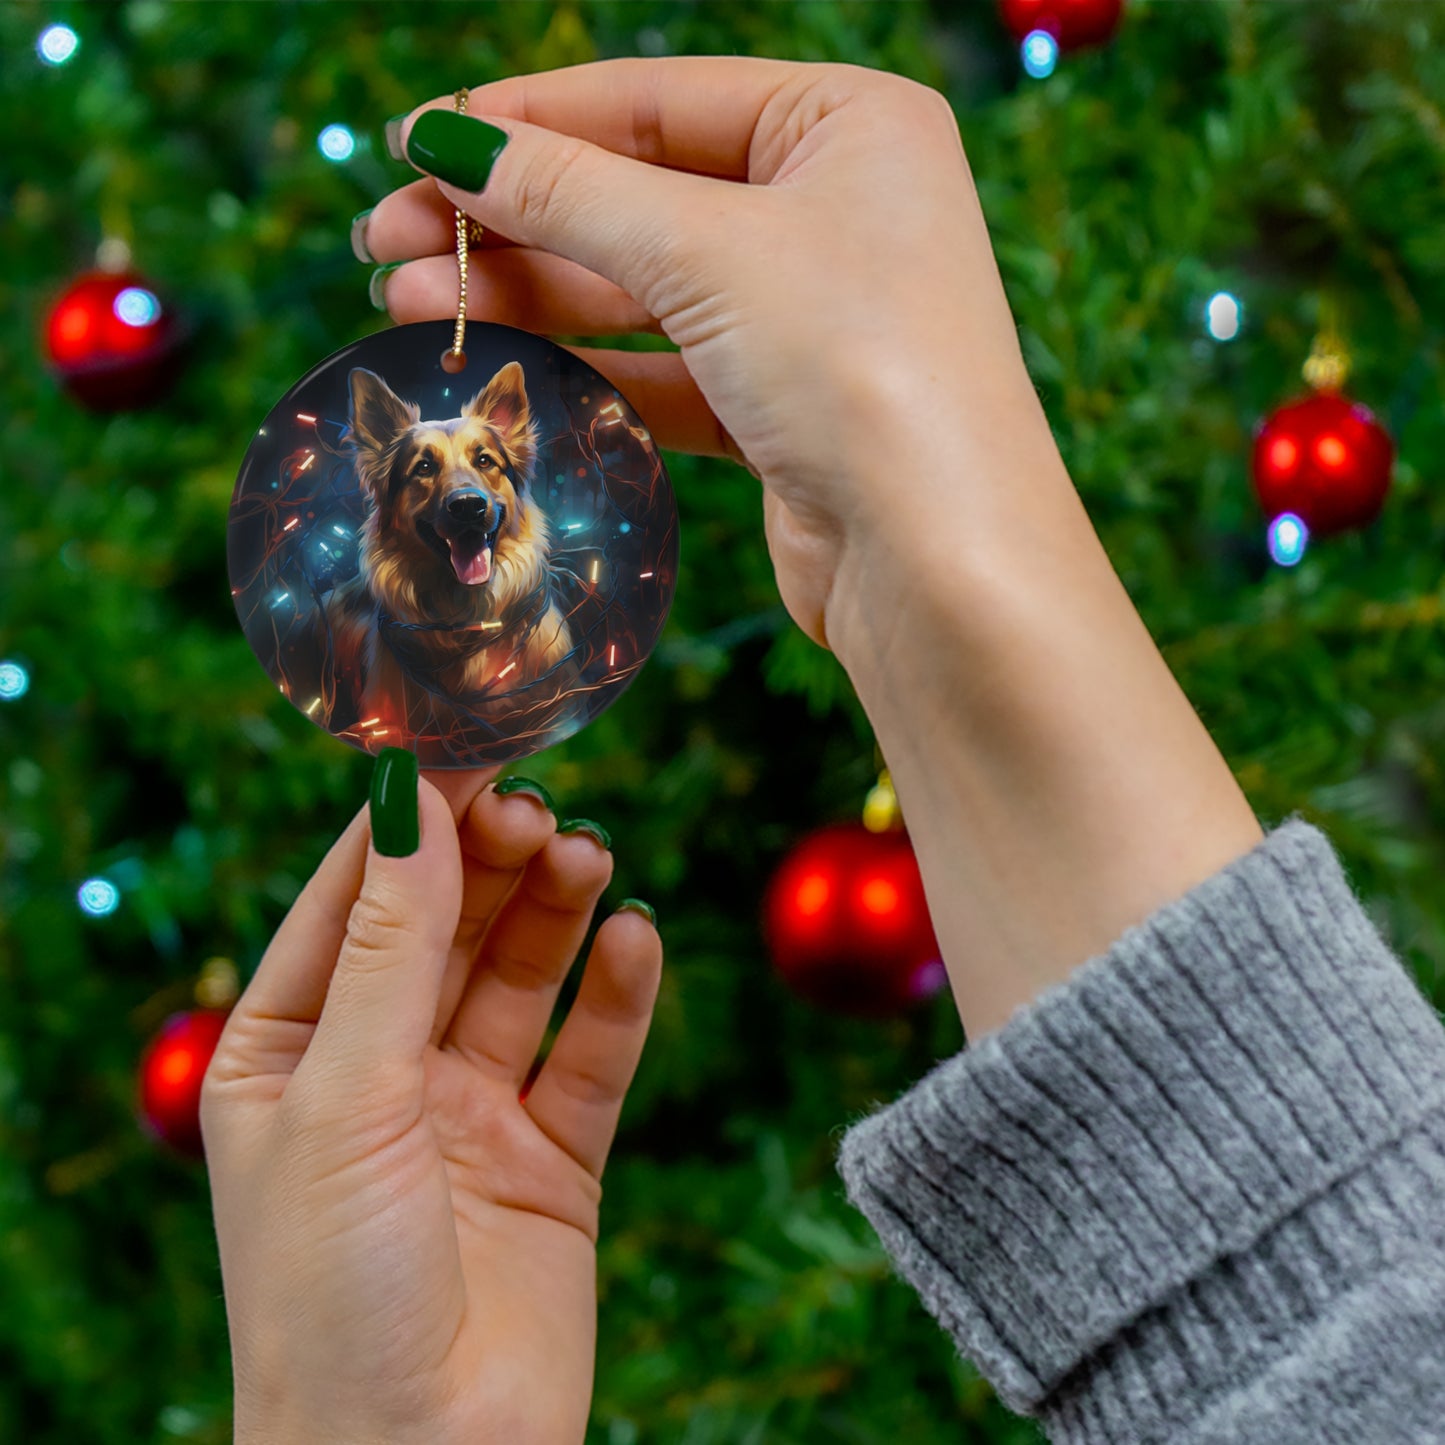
[397,54,810,182]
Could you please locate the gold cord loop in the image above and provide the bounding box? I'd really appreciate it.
[443,88,481,372]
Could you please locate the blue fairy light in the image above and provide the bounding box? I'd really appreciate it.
[1205,291,1242,342]
[37,24,79,66]
[1021,30,1059,79]
[318,124,356,162]
[1267,512,1308,567]
[618,522,631,535]
[0,660,30,700]
[78,877,121,917]
[114,287,161,327]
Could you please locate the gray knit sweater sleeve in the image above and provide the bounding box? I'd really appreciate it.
[835,816,1445,1443]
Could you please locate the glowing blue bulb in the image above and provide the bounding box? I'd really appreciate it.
[1267,512,1309,567]
[0,660,29,700]
[114,287,161,327]
[618,522,631,534]
[318,124,356,162]
[78,878,120,917]
[1205,291,1242,342]
[38,24,79,66]
[1022,30,1059,79]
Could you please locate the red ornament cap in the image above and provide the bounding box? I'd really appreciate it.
[763,821,945,1018]
[998,0,1125,49]
[44,270,182,410]
[137,1008,230,1158]
[1251,391,1394,538]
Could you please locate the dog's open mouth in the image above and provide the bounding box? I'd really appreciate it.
[447,526,498,586]
[422,517,503,587]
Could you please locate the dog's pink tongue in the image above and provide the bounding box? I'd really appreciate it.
[449,540,492,586]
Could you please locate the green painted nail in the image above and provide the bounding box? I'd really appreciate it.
[493,775,556,812]
[405,110,510,192]
[384,113,409,162]
[370,748,419,857]
[617,897,656,926]
[368,261,404,311]
[350,208,375,264]
[558,817,612,851]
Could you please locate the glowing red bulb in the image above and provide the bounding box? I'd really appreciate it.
[1251,392,1393,538]
[43,270,181,410]
[763,822,943,1016]
[137,1009,230,1157]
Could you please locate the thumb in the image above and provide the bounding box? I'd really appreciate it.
[303,750,462,1090]
[397,106,740,315]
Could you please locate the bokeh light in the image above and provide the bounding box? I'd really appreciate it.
[77,878,121,917]
[317,124,356,162]
[114,287,161,327]
[0,660,29,700]
[794,872,831,918]
[1022,30,1059,79]
[1267,512,1309,567]
[37,24,79,66]
[1205,291,1242,341]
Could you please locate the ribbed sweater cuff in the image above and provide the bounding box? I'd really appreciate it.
[835,816,1445,1434]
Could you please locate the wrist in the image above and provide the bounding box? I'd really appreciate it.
[825,426,1262,1039]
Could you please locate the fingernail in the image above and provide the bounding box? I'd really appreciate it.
[384,113,409,162]
[370,747,420,857]
[617,897,656,926]
[405,110,510,192]
[493,775,556,812]
[350,208,375,264]
[369,261,404,311]
[558,817,612,851]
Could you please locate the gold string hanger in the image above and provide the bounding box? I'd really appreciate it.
[442,88,487,374]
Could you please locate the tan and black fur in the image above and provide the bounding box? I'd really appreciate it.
[321,362,580,754]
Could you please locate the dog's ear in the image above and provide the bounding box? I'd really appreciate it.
[347,368,418,457]
[465,361,538,484]
[464,362,531,437]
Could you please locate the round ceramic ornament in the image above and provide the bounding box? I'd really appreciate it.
[227,318,678,768]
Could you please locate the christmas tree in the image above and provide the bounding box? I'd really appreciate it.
[2,3,1443,1442]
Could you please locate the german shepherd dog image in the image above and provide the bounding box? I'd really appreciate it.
[320,362,581,757]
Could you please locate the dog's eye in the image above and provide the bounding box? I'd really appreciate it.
[413,456,436,476]
[474,452,496,470]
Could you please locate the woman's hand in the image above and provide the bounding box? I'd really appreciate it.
[361,56,1063,661]
[201,762,661,1445]
[362,60,1263,1041]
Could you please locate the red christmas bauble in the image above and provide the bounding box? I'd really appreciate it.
[1251,391,1394,538]
[762,821,946,1017]
[44,269,183,410]
[137,1009,230,1157]
[998,0,1124,49]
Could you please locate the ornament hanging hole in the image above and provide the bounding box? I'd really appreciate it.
[441,349,467,374]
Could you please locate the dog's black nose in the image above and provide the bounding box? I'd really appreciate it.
[447,490,489,524]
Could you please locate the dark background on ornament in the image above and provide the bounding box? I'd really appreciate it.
[228,320,677,753]
[5,3,1445,1445]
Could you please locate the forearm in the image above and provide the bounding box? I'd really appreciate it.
[826,391,1262,1041]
